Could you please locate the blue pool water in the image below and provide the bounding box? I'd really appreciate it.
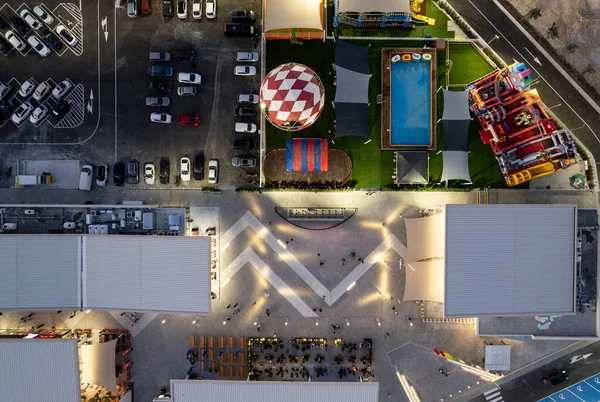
[390,60,431,146]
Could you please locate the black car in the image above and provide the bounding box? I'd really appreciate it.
[231,10,255,22]
[543,370,568,386]
[233,140,256,151]
[41,28,63,52]
[234,107,256,118]
[0,36,11,56]
[149,81,172,92]
[163,0,173,17]
[10,16,30,36]
[173,50,195,60]
[159,157,170,184]
[126,159,139,184]
[113,162,125,186]
[51,100,70,120]
[0,103,12,124]
[193,153,204,181]
[0,15,9,29]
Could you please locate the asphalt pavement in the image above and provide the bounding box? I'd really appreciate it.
[447,0,600,163]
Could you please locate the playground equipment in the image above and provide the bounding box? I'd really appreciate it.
[333,0,433,28]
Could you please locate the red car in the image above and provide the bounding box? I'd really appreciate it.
[180,116,200,126]
[141,0,152,15]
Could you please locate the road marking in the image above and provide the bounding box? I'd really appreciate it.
[114,8,118,162]
[467,0,600,145]
[87,89,94,114]
[101,16,108,42]
[570,353,593,364]
[524,46,542,65]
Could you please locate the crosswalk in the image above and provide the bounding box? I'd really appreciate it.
[484,388,504,402]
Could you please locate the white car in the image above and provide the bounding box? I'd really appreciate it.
[237,94,259,104]
[56,25,78,47]
[208,159,218,184]
[192,0,202,19]
[11,102,33,124]
[29,105,48,124]
[144,163,155,185]
[19,80,37,97]
[33,81,51,101]
[177,72,201,84]
[180,156,191,181]
[52,80,72,99]
[20,9,43,31]
[177,0,187,19]
[0,83,10,100]
[150,112,172,124]
[234,65,257,76]
[206,0,216,18]
[27,36,50,57]
[236,52,259,62]
[6,31,26,52]
[33,5,54,24]
[235,122,257,133]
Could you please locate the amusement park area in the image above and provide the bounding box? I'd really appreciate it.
[258,0,592,190]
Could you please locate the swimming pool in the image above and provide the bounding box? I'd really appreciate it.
[390,58,432,147]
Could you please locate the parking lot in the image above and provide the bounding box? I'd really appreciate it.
[0,0,262,189]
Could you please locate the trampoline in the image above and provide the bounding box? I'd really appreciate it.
[285,138,329,172]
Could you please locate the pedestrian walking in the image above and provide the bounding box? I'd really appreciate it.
[233,303,239,308]
[312,308,317,313]
[257,324,261,332]
[319,308,322,313]
[226,304,231,309]
[253,301,257,305]
[382,222,386,227]
[56,311,62,314]
[267,222,271,225]
[317,253,320,257]
[290,238,293,242]
[319,262,324,266]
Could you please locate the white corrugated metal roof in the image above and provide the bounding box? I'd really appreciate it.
[0,339,80,402]
[445,204,577,317]
[170,380,379,402]
[0,235,81,310]
[83,236,211,313]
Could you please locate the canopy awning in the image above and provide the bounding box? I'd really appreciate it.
[404,214,445,261]
[441,151,471,183]
[80,339,118,393]
[338,0,411,13]
[442,89,471,120]
[265,0,323,32]
[403,260,445,303]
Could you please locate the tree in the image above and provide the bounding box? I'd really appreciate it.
[547,23,559,39]
[583,64,596,75]
[525,8,542,20]
[566,43,579,53]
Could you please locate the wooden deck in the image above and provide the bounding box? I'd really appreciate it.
[381,48,437,151]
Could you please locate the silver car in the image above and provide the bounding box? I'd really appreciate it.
[177,86,197,96]
[145,96,170,107]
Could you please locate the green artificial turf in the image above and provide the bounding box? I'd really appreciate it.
[448,42,496,86]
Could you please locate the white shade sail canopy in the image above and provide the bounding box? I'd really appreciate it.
[441,151,471,183]
[404,214,446,261]
[265,0,323,32]
[403,260,445,303]
[79,339,118,393]
[338,0,411,13]
[442,89,471,120]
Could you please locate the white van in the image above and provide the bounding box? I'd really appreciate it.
[79,165,93,191]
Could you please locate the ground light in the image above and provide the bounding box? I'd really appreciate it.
[192,316,199,325]
[161,315,170,324]
[285,317,288,326]
[315,321,319,326]
[376,317,381,327]
[345,319,350,326]
[253,319,258,326]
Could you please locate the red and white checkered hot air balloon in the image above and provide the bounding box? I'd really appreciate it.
[260,63,326,131]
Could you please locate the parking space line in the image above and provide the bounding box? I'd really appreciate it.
[51,2,83,56]
[0,4,32,57]
[51,83,84,129]
[34,3,68,57]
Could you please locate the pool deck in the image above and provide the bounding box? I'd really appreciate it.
[381,48,437,150]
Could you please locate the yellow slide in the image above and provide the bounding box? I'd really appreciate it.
[412,0,435,25]
[506,162,555,186]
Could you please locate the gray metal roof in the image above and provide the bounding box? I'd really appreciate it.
[170,380,379,402]
[0,339,80,402]
[0,235,81,310]
[445,204,577,317]
[83,236,211,313]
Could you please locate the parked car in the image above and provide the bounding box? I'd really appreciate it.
[141,0,152,15]
[0,15,10,29]
[231,10,255,22]
[96,164,108,187]
[150,112,172,123]
[11,16,31,36]
[236,52,259,62]
[177,86,197,96]
[0,83,9,100]
[41,28,63,51]
[233,140,256,151]
[78,165,93,191]
[19,9,42,31]
[194,152,204,180]
[0,103,13,125]
[163,0,173,17]
[232,156,256,167]
[206,0,216,19]
[159,157,170,184]
[0,36,11,55]
[27,36,50,57]
[11,102,33,124]
[126,0,138,18]
[145,96,170,107]
[33,81,51,101]
[179,115,200,126]
[234,65,256,76]
[113,162,125,186]
[180,156,191,181]
[177,0,187,19]
[173,50,195,60]
[51,99,70,120]
[52,79,72,99]
[148,64,173,77]
[149,51,171,61]
[144,163,155,185]
[19,79,37,97]
[235,122,257,133]
[149,81,173,91]
[177,72,201,84]
[192,0,201,19]
[56,25,78,46]
[208,159,218,184]
[543,371,568,386]
[237,94,259,104]
[29,105,48,124]
[234,106,255,118]
[126,159,139,184]
[5,30,27,52]
[223,23,255,37]
[33,5,54,24]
